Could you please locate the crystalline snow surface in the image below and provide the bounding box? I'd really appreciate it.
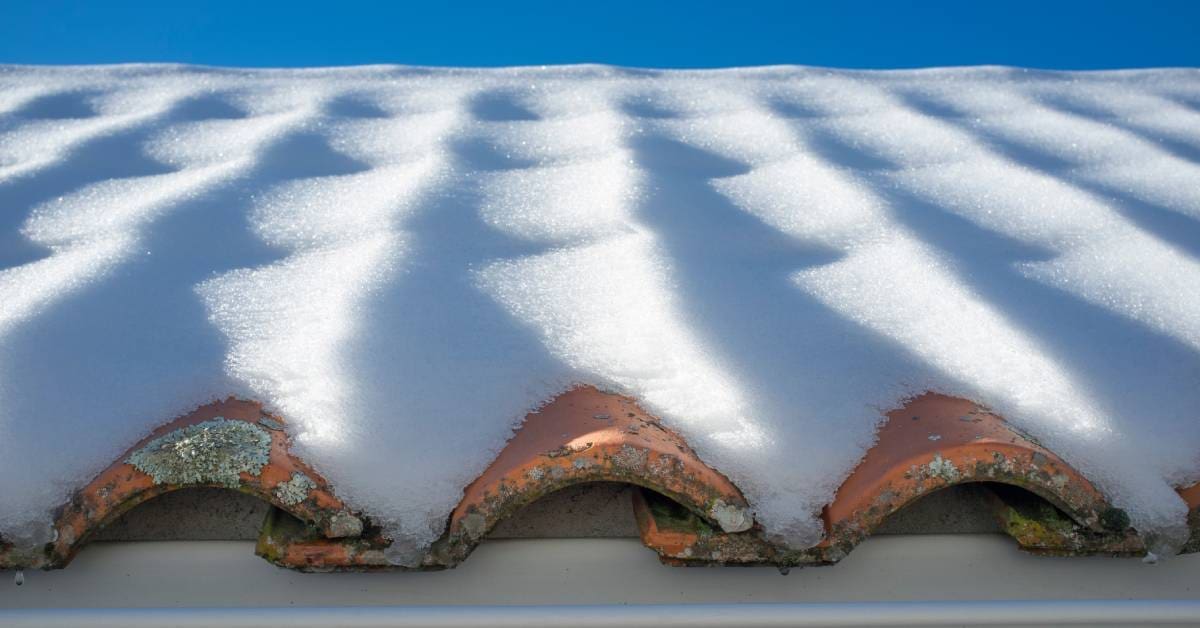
[0,65,1198,558]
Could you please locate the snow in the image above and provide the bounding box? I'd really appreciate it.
[0,65,1198,559]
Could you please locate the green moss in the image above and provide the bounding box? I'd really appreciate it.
[646,490,715,535]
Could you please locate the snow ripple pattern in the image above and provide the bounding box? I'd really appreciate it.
[0,65,1198,558]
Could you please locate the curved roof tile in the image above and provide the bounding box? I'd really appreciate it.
[635,393,1153,567]
[5,391,1194,571]
[2,399,361,570]
[258,386,752,571]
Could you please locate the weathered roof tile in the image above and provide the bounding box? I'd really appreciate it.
[5,390,1196,572]
[258,386,752,570]
[2,399,360,570]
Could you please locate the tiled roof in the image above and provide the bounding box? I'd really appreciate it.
[3,65,1199,565]
[3,387,1195,571]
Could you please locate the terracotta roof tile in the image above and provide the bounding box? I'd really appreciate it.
[258,386,752,571]
[635,393,1153,567]
[1,399,361,570]
[4,390,1196,572]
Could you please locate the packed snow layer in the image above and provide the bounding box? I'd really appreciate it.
[1,65,1198,558]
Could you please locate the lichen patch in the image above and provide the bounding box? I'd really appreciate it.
[709,499,754,533]
[274,471,317,505]
[926,454,960,482]
[125,418,271,487]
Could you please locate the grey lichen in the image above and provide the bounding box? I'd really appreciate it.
[926,453,960,482]
[327,511,365,538]
[612,444,648,469]
[459,512,487,540]
[126,418,271,488]
[273,471,317,506]
[709,499,754,533]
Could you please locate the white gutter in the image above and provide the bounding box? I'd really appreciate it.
[3,600,1200,627]
[5,537,1200,625]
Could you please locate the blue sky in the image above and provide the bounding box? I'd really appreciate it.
[1,0,1197,69]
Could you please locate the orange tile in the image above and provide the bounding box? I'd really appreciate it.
[21,398,361,569]
[263,386,753,570]
[635,392,1150,567]
[822,393,1130,554]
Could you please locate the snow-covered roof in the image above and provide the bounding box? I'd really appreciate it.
[0,64,1198,562]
